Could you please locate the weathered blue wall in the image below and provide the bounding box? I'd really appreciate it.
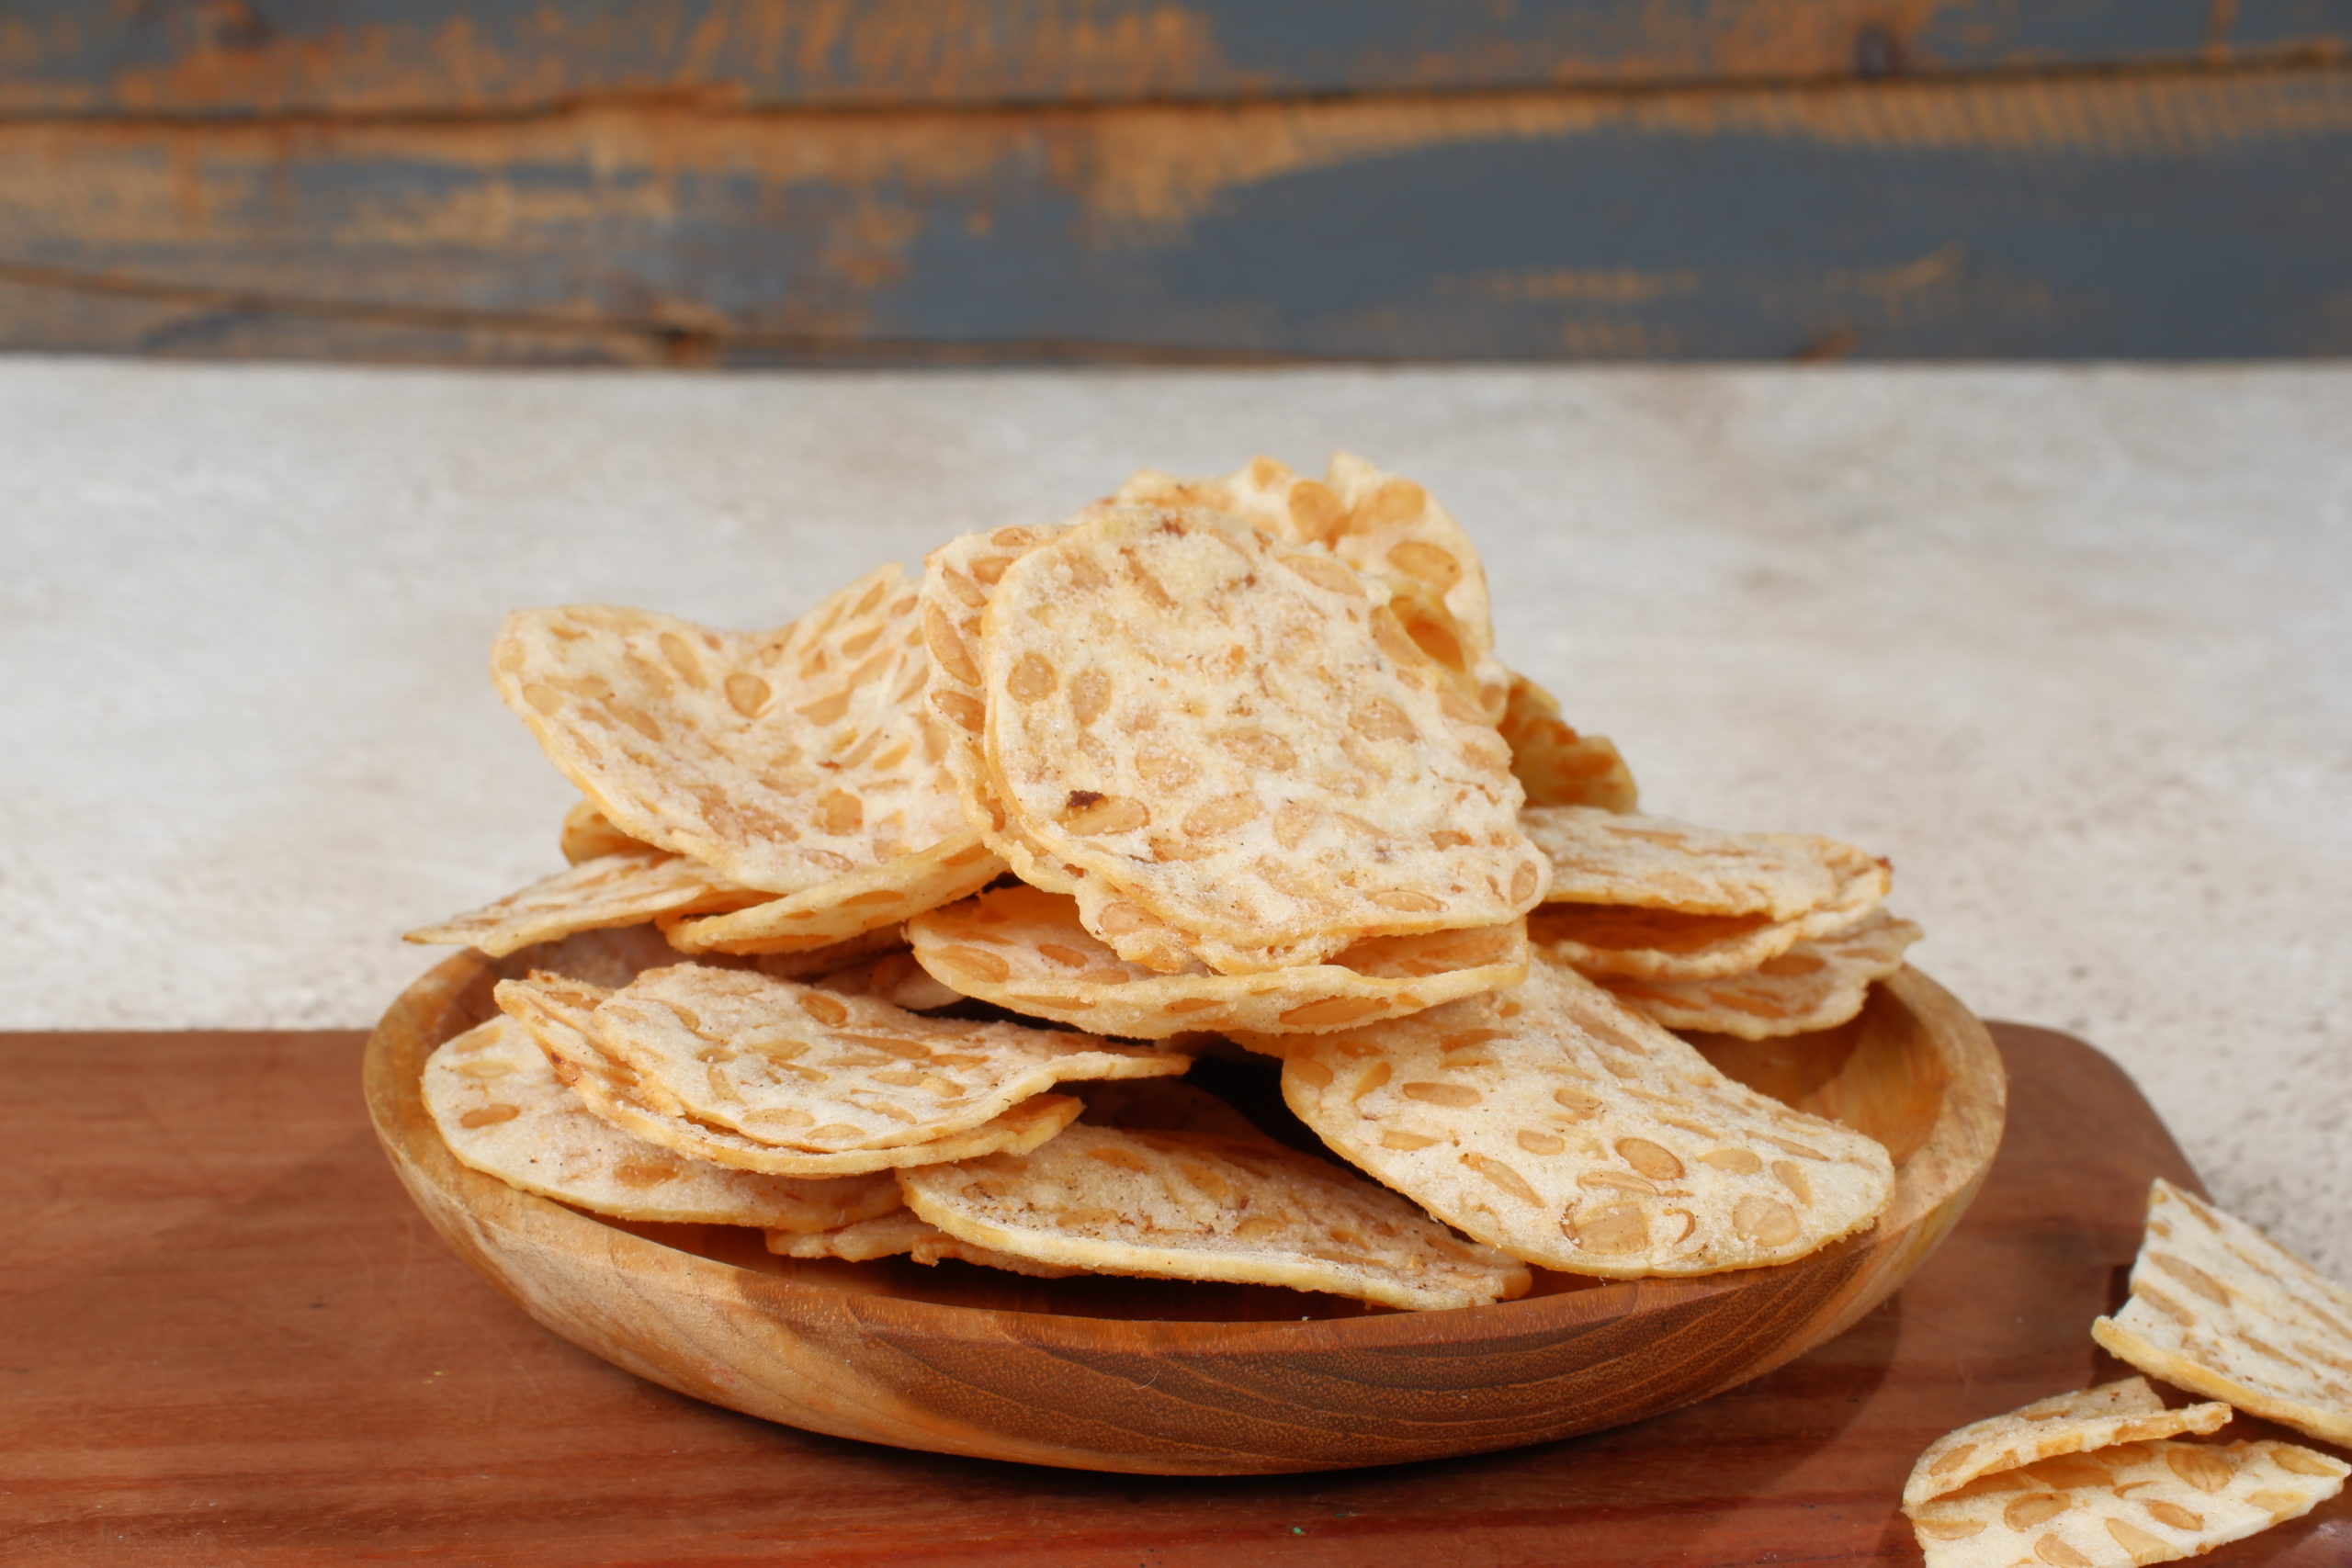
[0,2,2346,363]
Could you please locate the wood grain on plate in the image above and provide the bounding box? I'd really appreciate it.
[6,1017,2347,1562]
[365,942,2001,1474]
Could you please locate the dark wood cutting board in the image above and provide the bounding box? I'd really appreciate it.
[1,1024,2344,1566]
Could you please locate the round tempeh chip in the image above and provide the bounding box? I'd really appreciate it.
[899,1123,1533,1311]
[585,963,1188,1153]
[492,566,968,896]
[1243,955,1894,1278]
[560,801,647,863]
[813,948,966,1011]
[1903,1378,2234,1509]
[981,506,1544,971]
[917,522,1078,895]
[1497,671,1638,814]
[404,848,770,959]
[425,1017,904,1230]
[765,1213,1082,1278]
[909,883,1528,1039]
[1113,453,1510,723]
[662,829,1005,955]
[1905,1438,2346,1567]
[495,975,1081,1176]
[2092,1178,2352,1448]
[1525,840,1889,983]
[1524,806,1886,920]
[1597,908,1924,1039]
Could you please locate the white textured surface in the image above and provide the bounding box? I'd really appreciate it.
[3,357,2346,1273]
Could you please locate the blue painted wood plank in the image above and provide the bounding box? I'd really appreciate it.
[2,69,2346,361]
[0,2,2249,118]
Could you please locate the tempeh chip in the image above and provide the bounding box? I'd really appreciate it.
[982,506,1544,971]
[405,848,769,958]
[560,801,646,863]
[492,566,967,896]
[813,948,966,1011]
[2093,1178,2352,1447]
[585,963,1187,1152]
[1524,805,1886,919]
[916,522,1077,893]
[899,1122,1532,1311]
[1525,843,1889,983]
[661,830,1005,954]
[1113,453,1510,721]
[1497,671,1638,814]
[425,1017,902,1229]
[1905,1439,2346,1567]
[909,883,1528,1039]
[765,1212,1081,1278]
[494,975,1080,1177]
[1597,908,1924,1039]
[1245,955,1894,1277]
[1904,1379,2233,1508]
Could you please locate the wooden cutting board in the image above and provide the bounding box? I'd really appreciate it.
[2,1023,2345,1566]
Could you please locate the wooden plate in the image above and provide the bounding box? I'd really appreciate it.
[364,931,2006,1476]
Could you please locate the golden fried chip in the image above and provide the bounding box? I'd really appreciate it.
[494,975,1080,1176]
[1497,671,1638,813]
[739,923,913,980]
[1905,1439,2345,1566]
[425,1017,903,1229]
[764,1212,1083,1277]
[916,522,1075,892]
[813,947,966,1011]
[661,830,1004,954]
[900,1123,1532,1311]
[1524,805,1887,920]
[1525,842,1889,982]
[1114,453,1510,721]
[1904,1379,2233,1508]
[492,567,967,896]
[982,507,1542,972]
[2093,1179,2352,1447]
[1598,908,1924,1039]
[909,883,1527,1038]
[585,964,1186,1152]
[404,849,767,959]
[1248,955,1894,1277]
[559,801,645,863]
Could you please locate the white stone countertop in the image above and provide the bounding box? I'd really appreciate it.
[5,357,2346,1274]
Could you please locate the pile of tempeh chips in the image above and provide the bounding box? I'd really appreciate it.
[410,457,2347,1549]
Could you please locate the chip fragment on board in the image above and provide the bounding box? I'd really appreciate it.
[1903,1378,2233,1508]
[1905,1439,2345,1567]
[2093,1179,2352,1447]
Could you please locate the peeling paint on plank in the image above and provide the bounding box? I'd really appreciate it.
[0,67,2346,362]
[0,1,2324,118]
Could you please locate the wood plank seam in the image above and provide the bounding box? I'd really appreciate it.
[0,46,2344,130]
